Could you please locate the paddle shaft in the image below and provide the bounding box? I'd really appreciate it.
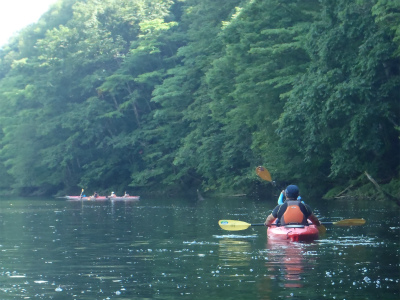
[218,218,365,232]
[321,222,337,226]
[242,222,325,227]
[247,222,358,226]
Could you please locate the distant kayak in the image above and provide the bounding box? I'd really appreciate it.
[267,223,319,242]
[64,195,140,201]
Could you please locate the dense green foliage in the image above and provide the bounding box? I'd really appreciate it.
[0,0,398,196]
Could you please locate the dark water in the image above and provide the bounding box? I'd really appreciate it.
[0,195,398,300]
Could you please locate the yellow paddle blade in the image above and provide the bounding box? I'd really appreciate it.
[218,220,252,231]
[318,224,327,235]
[256,166,272,182]
[333,219,366,226]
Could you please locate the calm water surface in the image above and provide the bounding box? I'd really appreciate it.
[0,195,398,300]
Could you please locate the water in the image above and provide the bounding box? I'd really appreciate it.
[0,195,398,300]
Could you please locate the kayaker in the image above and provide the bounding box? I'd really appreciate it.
[124,191,130,197]
[110,191,116,198]
[264,185,322,227]
[93,192,99,198]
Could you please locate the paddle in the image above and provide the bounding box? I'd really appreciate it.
[218,219,366,231]
[219,220,265,231]
[256,166,285,203]
[320,219,366,226]
[79,188,84,200]
[256,166,272,182]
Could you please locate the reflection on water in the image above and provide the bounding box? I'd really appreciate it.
[264,240,311,288]
[217,237,254,267]
[0,197,398,300]
[318,235,380,246]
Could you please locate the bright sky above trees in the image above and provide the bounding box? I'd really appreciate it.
[0,0,58,47]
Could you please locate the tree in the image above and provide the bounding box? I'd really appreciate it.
[277,0,400,187]
[181,0,321,189]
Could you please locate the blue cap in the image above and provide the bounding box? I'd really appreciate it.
[285,185,299,199]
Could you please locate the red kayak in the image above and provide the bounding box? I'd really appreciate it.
[65,196,140,201]
[267,224,319,242]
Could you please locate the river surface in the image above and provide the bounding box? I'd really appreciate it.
[0,195,398,300]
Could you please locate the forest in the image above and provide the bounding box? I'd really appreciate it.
[0,0,399,199]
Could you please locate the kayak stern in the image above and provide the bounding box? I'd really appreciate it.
[267,224,319,242]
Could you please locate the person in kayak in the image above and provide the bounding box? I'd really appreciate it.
[92,191,99,198]
[264,185,322,227]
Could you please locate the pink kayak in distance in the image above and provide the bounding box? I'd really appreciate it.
[64,195,140,201]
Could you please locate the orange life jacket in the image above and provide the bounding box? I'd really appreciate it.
[281,200,307,225]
